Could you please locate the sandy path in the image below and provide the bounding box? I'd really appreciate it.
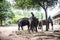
[0,24,31,40]
[0,24,60,40]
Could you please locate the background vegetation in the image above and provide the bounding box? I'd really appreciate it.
[0,0,45,26]
[0,0,59,27]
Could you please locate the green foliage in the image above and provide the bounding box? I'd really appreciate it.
[7,11,15,19]
[12,18,18,23]
[14,0,33,9]
[12,10,45,24]
[12,11,31,23]
[14,0,58,9]
[12,14,25,23]
[34,12,45,20]
[40,13,43,19]
[0,0,15,26]
[34,12,40,19]
[14,0,58,20]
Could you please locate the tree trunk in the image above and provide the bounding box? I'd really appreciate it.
[44,9,49,31]
[0,20,2,26]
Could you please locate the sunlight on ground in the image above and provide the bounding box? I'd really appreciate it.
[0,25,60,40]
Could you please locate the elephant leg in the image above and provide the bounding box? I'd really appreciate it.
[21,26,23,30]
[51,24,53,31]
[31,27,33,32]
[30,25,33,32]
[35,26,38,32]
[18,25,20,30]
[51,22,53,31]
[28,25,30,30]
[40,25,43,31]
[28,25,30,33]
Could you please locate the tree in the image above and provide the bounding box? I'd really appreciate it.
[14,0,58,31]
[0,0,15,26]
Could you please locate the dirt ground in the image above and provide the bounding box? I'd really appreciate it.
[0,24,60,40]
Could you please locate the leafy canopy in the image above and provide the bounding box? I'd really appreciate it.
[0,0,15,25]
[14,0,58,9]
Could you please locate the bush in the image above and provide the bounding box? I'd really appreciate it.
[12,18,18,24]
